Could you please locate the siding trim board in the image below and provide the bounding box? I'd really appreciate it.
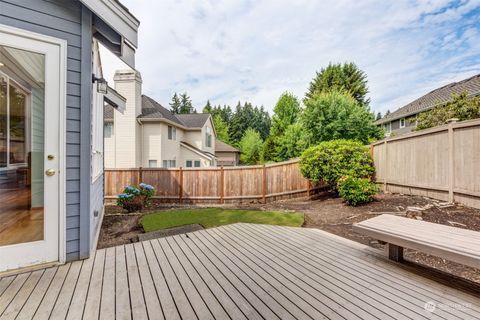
[79,5,92,260]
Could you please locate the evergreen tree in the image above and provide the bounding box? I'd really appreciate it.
[261,136,277,162]
[203,100,213,113]
[169,93,181,114]
[305,62,370,106]
[179,92,194,113]
[376,112,382,120]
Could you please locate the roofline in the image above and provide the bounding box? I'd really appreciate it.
[180,142,217,160]
[137,117,203,130]
[377,90,480,125]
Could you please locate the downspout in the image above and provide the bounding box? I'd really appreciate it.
[138,118,143,167]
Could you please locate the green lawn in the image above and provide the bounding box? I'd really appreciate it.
[140,208,304,232]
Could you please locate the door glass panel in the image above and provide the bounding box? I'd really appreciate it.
[0,46,45,246]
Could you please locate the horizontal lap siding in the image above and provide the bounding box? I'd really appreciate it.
[0,0,83,260]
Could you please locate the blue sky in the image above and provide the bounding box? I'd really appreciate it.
[101,0,480,115]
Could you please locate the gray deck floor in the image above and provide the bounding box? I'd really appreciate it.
[0,223,479,319]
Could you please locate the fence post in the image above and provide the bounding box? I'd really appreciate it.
[179,167,183,204]
[138,167,143,183]
[447,118,458,203]
[220,166,225,204]
[383,140,388,192]
[262,164,267,204]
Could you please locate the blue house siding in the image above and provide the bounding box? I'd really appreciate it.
[0,0,92,261]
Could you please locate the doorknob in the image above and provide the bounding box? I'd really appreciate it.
[45,169,56,176]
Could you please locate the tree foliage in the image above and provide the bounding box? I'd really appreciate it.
[271,92,301,137]
[301,90,382,144]
[305,62,369,105]
[275,123,310,161]
[415,92,480,130]
[261,136,277,163]
[179,92,195,113]
[229,102,271,143]
[170,92,195,114]
[239,128,263,165]
[169,93,181,114]
[213,114,230,143]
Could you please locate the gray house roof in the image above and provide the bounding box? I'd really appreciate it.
[106,94,211,129]
[377,74,480,125]
[139,95,184,125]
[215,139,240,153]
[176,113,211,128]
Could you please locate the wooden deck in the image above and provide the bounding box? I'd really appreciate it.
[0,224,479,319]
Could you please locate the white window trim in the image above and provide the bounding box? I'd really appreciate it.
[91,40,104,182]
[399,118,406,128]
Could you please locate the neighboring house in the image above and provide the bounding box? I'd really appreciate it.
[105,69,219,168]
[0,0,138,272]
[215,139,240,166]
[376,74,480,136]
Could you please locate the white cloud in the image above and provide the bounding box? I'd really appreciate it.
[101,0,480,115]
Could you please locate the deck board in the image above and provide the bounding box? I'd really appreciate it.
[0,223,479,320]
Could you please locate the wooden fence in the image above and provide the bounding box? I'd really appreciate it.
[105,159,325,204]
[371,118,480,209]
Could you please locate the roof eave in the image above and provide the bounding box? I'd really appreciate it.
[82,0,139,68]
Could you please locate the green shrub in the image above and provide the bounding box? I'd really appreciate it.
[337,176,378,206]
[117,183,155,213]
[299,139,374,189]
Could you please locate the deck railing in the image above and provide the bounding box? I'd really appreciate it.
[105,159,326,204]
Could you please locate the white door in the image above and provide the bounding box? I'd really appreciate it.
[0,25,66,272]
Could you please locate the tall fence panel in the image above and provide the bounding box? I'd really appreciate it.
[105,159,325,204]
[372,118,480,209]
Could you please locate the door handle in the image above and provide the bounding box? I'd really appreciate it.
[45,169,56,176]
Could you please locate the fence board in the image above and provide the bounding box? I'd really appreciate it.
[105,160,322,204]
[372,118,480,209]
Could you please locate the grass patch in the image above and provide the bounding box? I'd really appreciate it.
[140,208,304,232]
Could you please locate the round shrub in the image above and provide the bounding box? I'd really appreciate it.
[337,176,378,206]
[299,139,374,189]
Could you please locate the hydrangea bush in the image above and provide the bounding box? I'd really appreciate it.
[117,183,155,213]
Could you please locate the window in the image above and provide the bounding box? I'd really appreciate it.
[168,126,176,140]
[0,74,29,168]
[148,160,157,168]
[162,160,176,168]
[400,118,406,128]
[186,160,192,167]
[384,122,391,133]
[91,40,104,181]
[205,126,212,148]
[104,122,113,138]
[194,160,201,167]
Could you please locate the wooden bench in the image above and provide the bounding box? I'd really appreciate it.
[353,214,480,269]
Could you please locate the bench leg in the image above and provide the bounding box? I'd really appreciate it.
[387,244,404,262]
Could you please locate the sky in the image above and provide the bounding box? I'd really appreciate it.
[101,0,480,115]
